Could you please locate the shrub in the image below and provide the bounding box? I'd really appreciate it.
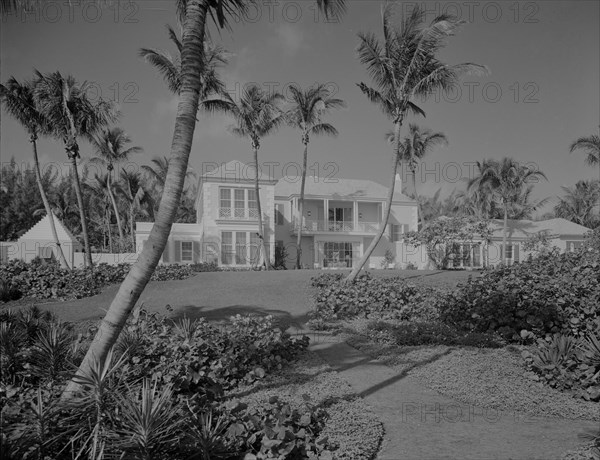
[438,244,600,341]
[190,261,220,272]
[310,272,443,322]
[0,279,21,302]
[0,260,198,302]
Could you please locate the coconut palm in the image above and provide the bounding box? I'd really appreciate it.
[90,127,143,250]
[570,133,600,213]
[286,83,346,269]
[0,76,71,268]
[117,169,155,250]
[222,84,285,269]
[387,124,448,228]
[86,173,116,252]
[468,157,547,264]
[34,71,117,269]
[139,24,229,99]
[346,4,488,282]
[67,0,347,397]
[554,180,600,229]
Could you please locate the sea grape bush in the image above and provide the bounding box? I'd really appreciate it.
[310,272,442,322]
[0,259,198,301]
[438,242,600,341]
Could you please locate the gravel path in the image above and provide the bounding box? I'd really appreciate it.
[304,331,599,460]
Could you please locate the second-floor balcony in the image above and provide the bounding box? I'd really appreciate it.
[292,218,381,234]
[219,207,259,220]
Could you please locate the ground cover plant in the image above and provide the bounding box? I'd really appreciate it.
[0,258,220,303]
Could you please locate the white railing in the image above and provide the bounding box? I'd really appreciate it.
[292,219,380,234]
[219,208,259,220]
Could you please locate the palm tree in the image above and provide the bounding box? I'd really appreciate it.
[117,169,155,250]
[139,24,229,99]
[286,83,345,269]
[66,0,347,397]
[554,180,600,229]
[90,127,143,251]
[468,157,547,265]
[570,133,600,214]
[86,173,116,252]
[346,4,488,282]
[0,76,71,269]
[34,71,117,269]
[387,124,448,228]
[223,84,285,269]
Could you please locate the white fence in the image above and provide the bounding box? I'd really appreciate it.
[73,252,138,268]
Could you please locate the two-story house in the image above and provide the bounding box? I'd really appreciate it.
[135,160,420,269]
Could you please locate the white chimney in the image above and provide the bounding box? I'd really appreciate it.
[395,173,403,194]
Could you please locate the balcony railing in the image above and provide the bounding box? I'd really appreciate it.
[219,208,259,220]
[292,218,380,234]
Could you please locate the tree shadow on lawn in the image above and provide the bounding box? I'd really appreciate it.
[171,304,311,331]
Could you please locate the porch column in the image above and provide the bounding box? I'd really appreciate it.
[324,199,329,229]
[353,201,358,231]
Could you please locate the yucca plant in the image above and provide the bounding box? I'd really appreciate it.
[185,406,236,460]
[29,322,76,384]
[580,332,600,381]
[0,320,27,384]
[115,379,184,459]
[63,348,128,459]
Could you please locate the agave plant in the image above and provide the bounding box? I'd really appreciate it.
[529,333,579,369]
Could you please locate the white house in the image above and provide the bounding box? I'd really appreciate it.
[447,218,591,269]
[0,212,82,267]
[135,160,421,269]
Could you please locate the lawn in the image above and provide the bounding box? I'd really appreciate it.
[23,268,475,326]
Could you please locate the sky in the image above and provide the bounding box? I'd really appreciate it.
[1,0,599,215]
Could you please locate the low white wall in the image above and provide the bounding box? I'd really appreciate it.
[73,252,138,268]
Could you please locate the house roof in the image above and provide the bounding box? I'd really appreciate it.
[275,175,415,203]
[488,218,590,239]
[201,160,276,183]
[18,212,80,243]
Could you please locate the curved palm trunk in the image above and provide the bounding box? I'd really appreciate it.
[106,207,114,253]
[346,116,404,282]
[106,172,124,251]
[296,140,308,269]
[411,167,424,229]
[502,205,508,266]
[64,0,209,398]
[129,205,136,251]
[253,145,270,270]
[70,156,93,269]
[31,136,70,269]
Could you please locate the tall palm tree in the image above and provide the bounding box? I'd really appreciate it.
[139,24,229,99]
[346,4,487,282]
[286,83,345,269]
[67,0,347,397]
[554,180,600,229]
[468,157,547,265]
[90,127,143,250]
[0,76,71,268]
[34,71,117,269]
[86,173,116,252]
[223,84,285,269]
[570,133,600,214]
[387,124,448,228]
[117,169,155,250]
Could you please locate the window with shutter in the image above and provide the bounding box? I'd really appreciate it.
[181,241,193,262]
